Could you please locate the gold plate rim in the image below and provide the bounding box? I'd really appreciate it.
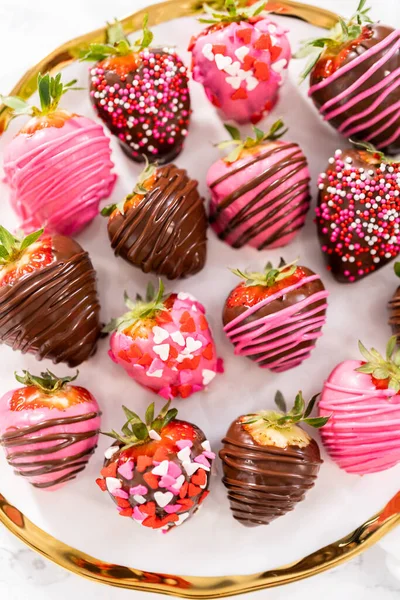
[0,0,399,596]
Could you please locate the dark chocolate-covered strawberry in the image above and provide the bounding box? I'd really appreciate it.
[388,263,400,342]
[223,260,328,372]
[96,402,214,531]
[297,1,400,154]
[316,145,400,283]
[220,390,327,526]
[82,17,191,164]
[101,160,207,279]
[0,226,101,366]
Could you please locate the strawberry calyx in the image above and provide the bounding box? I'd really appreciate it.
[349,139,396,165]
[103,279,167,334]
[14,369,79,394]
[101,158,158,218]
[103,401,178,451]
[232,258,298,288]
[80,15,153,63]
[295,0,373,81]
[200,0,267,25]
[0,226,53,287]
[218,119,287,163]
[356,336,400,393]
[241,390,329,448]
[0,73,79,127]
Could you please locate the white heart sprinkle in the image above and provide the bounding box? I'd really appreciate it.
[215,54,232,71]
[106,477,121,494]
[147,369,163,378]
[272,58,287,73]
[153,344,170,361]
[196,463,210,472]
[176,512,190,526]
[246,76,259,92]
[185,337,202,353]
[201,440,211,453]
[177,353,193,362]
[154,491,174,508]
[182,461,201,476]
[271,35,278,45]
[149,429,162,441]
[177,447,191,462]
[235,46,249,62]
[171,331,185,346]
[224,61,241,76]
[152,460,169,476]
[171,474,185,491]
[267,23,277,33]
[202,369,216,386]
[152,326,169,344]
[104,446,119,460]
[133,495,146,504]
[202,43,214,61]
[192,305,198,312]
[226,76,242,90]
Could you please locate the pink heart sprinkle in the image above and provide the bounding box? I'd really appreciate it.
[176,440,193,450]
[179,370,194,385]
[159,475,176,488]
[194,455,210,467]
[133,506,145,521]
[129,484,148,496]
[158,386,173,400]
[114,488,129,499]
[216,358,224,373]
[203,451,216,460]
[196,334,209,347]
[192,384,203,393]
[164,504,181,514]
[148,358,165,374]
[117,460,134,480]
[168,462,182,478]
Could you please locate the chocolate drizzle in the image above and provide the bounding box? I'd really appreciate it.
[0,236,101,366]
[209,143,311,249]
[1,412,100,488]
[220,419,322,526]
[107,164,207,279]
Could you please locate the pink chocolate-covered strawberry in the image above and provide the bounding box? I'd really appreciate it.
[96,402,214,531]
[208,120,311,249]
[189,0,291,124]
[105,281,223,400]
[0,370,101,490]
[1,73,116,236]
[319,337,400,474]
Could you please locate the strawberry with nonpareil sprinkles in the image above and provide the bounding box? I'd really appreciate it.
[1,73,116,236]
[223,260,328,372]
[105,280,223,399]
[316,144,400,283]
[96,402,214,531]
[82,17,191,164]
[0,370,101,490]
[0,226,101,366]
[102,159,207,279]
[220,391,328,526]
[319,337,400,474]
[189,0,290,124]
[207,120,311,249]
[388,263,400,343]
[297,1,400,154]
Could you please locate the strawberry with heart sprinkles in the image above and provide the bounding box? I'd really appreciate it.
[96,402,214,531]
[316,143,400,283]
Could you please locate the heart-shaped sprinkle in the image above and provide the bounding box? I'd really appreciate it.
[130,484,148,496]
[136,455,153,473]
[133,506,145,521]
[231,88,248,100]
[143,472,159,490]
[177,446,191,462]
[194,455,211,468]
[152,326,169,344]
[271,58,287,73]
[153,447,170,462]
[226,76,242,90]
[191,469,207,487]
[171,331,185,346]
[176,512,190,526]
[104,446,119,460]
[141,502,156,516]
[176,439,193,450]
[171,474,185,492]
[117,460,134,480]
[95,478,107,491]
[182,461,201,476]
[215,54,233,71]
[202,43,214,61]
[188,483,201,497]
[133,494,147,504]
[255,33,272,50]
[101,462,117,479]
[106,477,122,494]
[153,344,170,361]
[147,369,163,378]
[235,46,250,62]
[224,61,241,76]
[154,491,174,508]
[236,28,252,44]
[159,474,177,488]
[168,462,182,478]
[254,60,270,82]
[202,369,216,386]
[185,337,202,353]
[119,507,133,517]
[152,460,169,476]
[212,44,226,55]
[114,488,129,499]
[177,498,194,509]
[201,440,211,452]
[246,76,259,92]
[149,429,162,441]
[164,504,181,514]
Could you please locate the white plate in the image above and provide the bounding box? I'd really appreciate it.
[0,12,399,578]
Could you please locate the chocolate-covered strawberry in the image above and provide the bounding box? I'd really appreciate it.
[223,261,328,372]
[0,226,101,366]
[319,337,400,474]
[105,281,222,400]
[316,145,400,283]
[388,263,400,341]
[297,1,400,154]
[102,160,207,279]
[208,120,311,249]
[189,0,291,124]
[96,402,214,531]
[82,17,191,164]
[0,370,101,490]
[220,390,327,527]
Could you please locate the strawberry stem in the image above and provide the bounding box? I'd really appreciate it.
[0,226,44,268]
[199,0,267,25]
[349,139,396,164]
[218,119,287,163]
[231,257,298,288]
[356,336,400,392]
[15,369,78,394]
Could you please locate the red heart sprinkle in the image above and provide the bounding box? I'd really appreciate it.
[142,515,159,528]
[270,45,282,61]
[179,481,189,499]
[169,345,179,359]
[177,498,195,509]
[137,353,152,367]
[212,44,226,55]
[118,349,130,362]
[242,55,256,71]
[231,88,248,100]
[177,356,201,371]
[153,447,170,462]
[156,311,173,325]
[100,462,117,479]
[140,502,156,516]
[254,60,270,81]
[116,497,131,508]
[119,507,133,517]
[254,33,272,50]
[180,317,196,333]
[95,478,107,491]
[188,483,201,497]
[210,93,222,108]
[128,344,142,358]
[237,28,252,44]
[178,384,193,399]
[199,315,209,331]
[143,472,159,490]
[202,343,213,361]
[191,469,207,487]
[136,455,153,473]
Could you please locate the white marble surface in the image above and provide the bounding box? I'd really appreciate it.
[0,0,400,598]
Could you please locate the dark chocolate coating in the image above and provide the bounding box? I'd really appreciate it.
[219,418,322,526]
[223,267,326,367]
[0,235,101,366]
[107,164,207,279]
[89,48,191,165]
[388,286,400,342]
[310,24,400,155]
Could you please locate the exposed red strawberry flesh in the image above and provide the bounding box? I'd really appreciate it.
[0,237,54,288]
[99,53,141,76]
[117,421,196,462]
[10,385,93,411]
[313,26,373,80]
[19,110,74,135]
